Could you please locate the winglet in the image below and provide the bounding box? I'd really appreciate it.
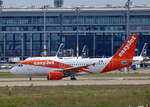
[92,63,96,67]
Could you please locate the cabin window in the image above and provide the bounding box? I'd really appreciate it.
[18,64,23,67]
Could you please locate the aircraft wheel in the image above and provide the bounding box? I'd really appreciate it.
[29,75,32,81]
[70,75,77,80]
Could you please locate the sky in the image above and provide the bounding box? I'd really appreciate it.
[2,0,150,8]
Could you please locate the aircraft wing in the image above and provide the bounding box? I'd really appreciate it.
[61,63,96,73]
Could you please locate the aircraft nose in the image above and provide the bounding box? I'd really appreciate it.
[10,66,17,74]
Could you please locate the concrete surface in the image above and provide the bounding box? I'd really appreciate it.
[0,77,150,87]
[0,68,150,87]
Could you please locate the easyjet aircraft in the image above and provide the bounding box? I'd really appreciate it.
[133,43,149,65]
[10,34,138,80]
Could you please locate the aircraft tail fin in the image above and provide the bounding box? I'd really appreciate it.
[113,34,138,59]
[101,34,138,73]
[113,34,138,60]
[140,43,148,57]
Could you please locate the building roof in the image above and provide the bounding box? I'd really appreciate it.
[1,7,150,12]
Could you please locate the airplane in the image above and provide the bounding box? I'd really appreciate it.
[119,43,149,71]
[10,34,138,80]
[133,43,149,65]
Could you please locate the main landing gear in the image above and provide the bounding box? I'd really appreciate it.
[70,75,77,80]
[29,75,32,81]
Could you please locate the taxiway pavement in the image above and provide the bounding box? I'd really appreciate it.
[0,68,150,87]
[0,77,150,87]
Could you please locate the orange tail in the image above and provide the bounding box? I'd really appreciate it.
[102,34,138,73]
[113,34,138,60]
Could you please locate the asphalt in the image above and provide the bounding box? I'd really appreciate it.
[0,77,150,87]
[0,68,150,87]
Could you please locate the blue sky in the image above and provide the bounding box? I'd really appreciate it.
[2,0,150,7]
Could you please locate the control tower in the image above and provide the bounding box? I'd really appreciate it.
[54,0,64,8]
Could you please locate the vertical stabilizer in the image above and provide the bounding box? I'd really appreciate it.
[113,34,138,60]
[140,43,148,57]
[102,34,138,73]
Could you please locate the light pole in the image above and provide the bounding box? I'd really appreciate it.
[76,7,80,58]
[43,7,47,57]
[93,32,96,57]
[0,0,4,60]
[126,0,131,39]
[111,33,114,56]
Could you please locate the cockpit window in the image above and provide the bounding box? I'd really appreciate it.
[18,64,23,67]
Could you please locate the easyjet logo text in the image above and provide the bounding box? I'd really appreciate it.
[34,61,54,65]
[119,36,136,57]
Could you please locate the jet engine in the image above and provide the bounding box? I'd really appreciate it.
[47,71,63,80]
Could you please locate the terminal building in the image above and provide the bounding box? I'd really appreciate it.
[0,7,150,61]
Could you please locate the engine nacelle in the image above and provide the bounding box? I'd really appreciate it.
[47,71,63,80]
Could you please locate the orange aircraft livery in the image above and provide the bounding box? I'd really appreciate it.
[10,34,138,80]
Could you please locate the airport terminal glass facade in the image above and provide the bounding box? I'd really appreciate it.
[0,8,150,60]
